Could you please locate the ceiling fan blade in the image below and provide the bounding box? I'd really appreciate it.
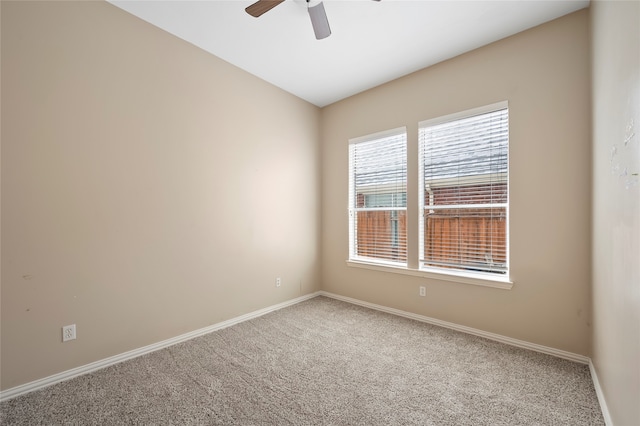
[308,1,331,40]
[245,0,285,18]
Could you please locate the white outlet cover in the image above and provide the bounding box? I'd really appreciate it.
[62,324,76,342]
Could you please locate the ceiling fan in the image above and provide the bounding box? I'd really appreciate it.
[245,0,380,40]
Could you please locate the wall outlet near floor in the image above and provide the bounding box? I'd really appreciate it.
[419,286,426,297]
[62,324,76,342]
[276,277,281,287]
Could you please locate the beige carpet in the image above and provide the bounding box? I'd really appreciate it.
[0,296,604,425]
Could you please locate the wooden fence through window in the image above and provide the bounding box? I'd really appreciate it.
[356,211,407,262]
[355,183,506,271]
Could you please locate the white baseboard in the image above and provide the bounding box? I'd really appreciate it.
[589,359,613,426]
[318,291,590,364]
[0,292,320,403]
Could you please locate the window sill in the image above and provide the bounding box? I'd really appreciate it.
[346,260,513,290]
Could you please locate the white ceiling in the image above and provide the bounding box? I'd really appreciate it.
[108,0,589,107]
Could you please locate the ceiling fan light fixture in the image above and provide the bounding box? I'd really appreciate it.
[307,1,331,40]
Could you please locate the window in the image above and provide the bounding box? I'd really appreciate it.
[349,128,407,265]
[419,103,509,276]
[346,103,510,286]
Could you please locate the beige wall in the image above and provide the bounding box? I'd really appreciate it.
[1,1,321,390]
[591,1,640,425]
[321,11,591,355]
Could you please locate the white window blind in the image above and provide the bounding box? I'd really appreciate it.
[419,104,508,275]
[349,128,407,265]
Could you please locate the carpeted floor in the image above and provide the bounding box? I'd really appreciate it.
[0,296,604,425]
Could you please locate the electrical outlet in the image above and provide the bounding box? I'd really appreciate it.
[276,277,281,287]
[62,324,76,342]
[419,286,426,297]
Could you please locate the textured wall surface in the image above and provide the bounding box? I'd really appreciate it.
[590,1,640,424]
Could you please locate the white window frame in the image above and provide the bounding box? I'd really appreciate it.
[348,127,407,267]
[419,101,510,280]
[345,104,513,290]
